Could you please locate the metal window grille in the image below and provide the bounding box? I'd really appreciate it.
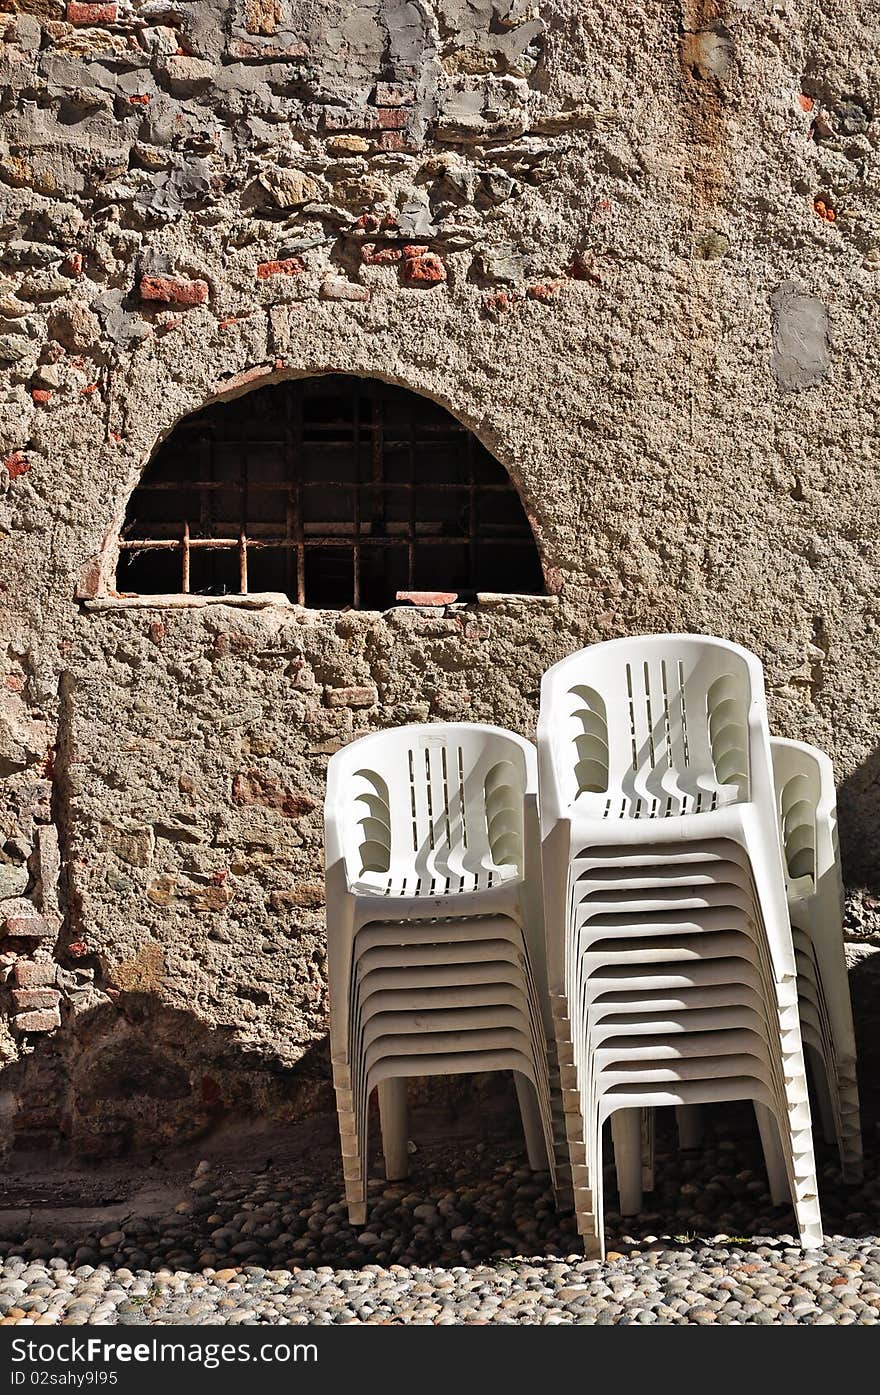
[118,374,545,609]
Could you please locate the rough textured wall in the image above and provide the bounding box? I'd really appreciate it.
[1,0,879,1154]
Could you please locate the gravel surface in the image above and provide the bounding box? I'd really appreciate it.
[1,1108,879,1325]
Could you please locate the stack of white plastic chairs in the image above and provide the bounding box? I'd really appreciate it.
[771,738,863,1181]
[323,634,861,1253]
[626,736,864,1210]
[536,634,832,1257]
[324,723,556,1225]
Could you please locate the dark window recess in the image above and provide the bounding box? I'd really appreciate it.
[117,374,545,609]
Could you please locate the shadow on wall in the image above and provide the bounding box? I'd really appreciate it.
[838,753,880,896]
[4,946,880,1157]
[847,950,880,1141]
[3,994,333,1159]
[4,990,493,1160]
[4,917,880,1166]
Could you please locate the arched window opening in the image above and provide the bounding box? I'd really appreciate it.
[117,375,544,610]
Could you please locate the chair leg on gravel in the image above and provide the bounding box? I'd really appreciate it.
[514,1071,549,1171]
[676,1105,704,1151]
[754,1101,789,1207]
[378,1077,410,1181]
[611,1108,643,1217]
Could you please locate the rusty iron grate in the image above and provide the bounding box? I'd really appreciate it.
[118,375,544,609]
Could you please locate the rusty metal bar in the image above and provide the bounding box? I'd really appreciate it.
[467,430,478,584]
[135,479,515,494]
[352,387,361,609]
[294,390,305,606]
[120,534,536,551]
[238,530,248,593]
[284,373,295,602]
[239,421,248,595]
[407,412,415,590]
[182,521,190,593]
[121,532,538,555]
[199,428,210,537]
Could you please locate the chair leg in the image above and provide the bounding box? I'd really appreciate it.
[838,1067,864,1183]
[777,988,824,1248]
[676,1104,704,1151]
[641,1109,655,1192]
[346,1192,368,1226]
[611,1108,643,1217]
[805,1044,836,1146]
[754,1101,788,1207]
[514,1072,548,1171]
[378,1077,410,1181]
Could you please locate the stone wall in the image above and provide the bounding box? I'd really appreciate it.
[1,0,879,1154]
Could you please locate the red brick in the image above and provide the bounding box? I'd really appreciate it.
[4,451,29,480]
[3,914,53,940]
[31,389,53,405]
[12,988,61,1010]
[396,591,458,606]
[231,770,317,818]
[256,257,304,279]
[13,961,57,988]
[402,247,446,285]
[527,282,561,302]
[217,363,274,395]
[227,38,308,59]
[566,252,602,284]
[375,107,408,130]
[201,1074,223,1105]
[139,275,209,307]
[63,252,83,278]
[324,684,379,709]
[67,1,117,23]
[361,243,402,265]
[75,557,102,600]
[353,212,398,235]
[128,94,151,105]
[374,82,415,107]
[483,289,513,316]
[13,1007,61,1033]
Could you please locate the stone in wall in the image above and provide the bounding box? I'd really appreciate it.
[771,281,831,391]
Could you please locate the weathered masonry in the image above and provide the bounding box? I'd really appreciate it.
[0,1,879,1155]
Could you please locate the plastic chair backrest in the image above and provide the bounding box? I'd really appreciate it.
[770,738,824,894]
[327,723,533,893]
[539,635,757,819]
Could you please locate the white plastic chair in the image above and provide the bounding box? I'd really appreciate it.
[325,722,555,1225]
[570,913,801,1233]
[771,736,862,1179]
[537,635,823,1255]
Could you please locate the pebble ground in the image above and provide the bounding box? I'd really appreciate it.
[1,1110,879,1325]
